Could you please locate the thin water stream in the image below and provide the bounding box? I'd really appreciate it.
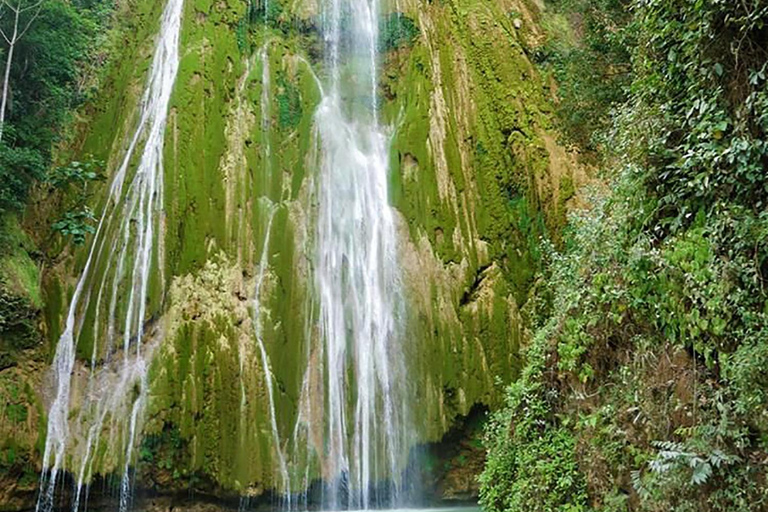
[36,0,184,511]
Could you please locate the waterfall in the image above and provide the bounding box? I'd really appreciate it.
[35,0,184,511]
[33,0,412,508]
[309,0,408,508]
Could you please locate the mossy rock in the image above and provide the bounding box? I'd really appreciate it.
[0,216,42,367]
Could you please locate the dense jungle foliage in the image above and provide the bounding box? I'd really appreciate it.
[0,0,111,246]
[0,0,110,376]
[480,0,768,511]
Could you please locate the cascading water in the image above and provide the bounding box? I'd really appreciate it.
[35,0,184,511]
[34,0,412,508]
[301,0,409,508]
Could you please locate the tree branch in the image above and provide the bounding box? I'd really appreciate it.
[1,0,21,16]
[18,0,41,14]
[17,1,42,40]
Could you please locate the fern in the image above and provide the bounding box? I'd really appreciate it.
[631,469,651,500]
[691,460,712,486]
[647,440,739,487]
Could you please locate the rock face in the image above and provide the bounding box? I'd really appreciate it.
[0,215,46,510]
[1,0,580,505]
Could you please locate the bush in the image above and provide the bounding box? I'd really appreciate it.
[0,142,45,214]
[537,0,635,151]
[0,0,108,225]
[379,14,419,53]
[482,2,768,509]
[481,337,589,512]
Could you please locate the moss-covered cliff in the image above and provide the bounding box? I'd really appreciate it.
[387,0,579,443]
[2,0,581,503]
[0,216,45,510]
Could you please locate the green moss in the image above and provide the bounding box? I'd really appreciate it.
[41,0,577,496]
[42,275,63,349]
[0,216,41,362]
[276,72,303,129]
[77,0,167,164]
[1,257,41,311]
[155,316,274,490]
[0,365,44,496]
[164,3,238,277]
[38,0,173,365]
[380,0,564,442]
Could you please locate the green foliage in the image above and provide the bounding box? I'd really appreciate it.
[642,440,739,488]
[7,1,97,147]
[51,207,96,246]
[480,335,589,512]
[379,14,419,53]
[248,0,284,27]
[139,424,184,472]
[536,0,635,151]
[47,158,104,189]
[484,165,768,511]
[48,157,104,245]
[484,1,768,511]
[0,140,45,214]
[0,0,110,224]
[633,0,768,231]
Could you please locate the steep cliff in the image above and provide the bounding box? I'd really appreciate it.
[1,0,580,504]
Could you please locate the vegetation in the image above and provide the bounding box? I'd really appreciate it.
[0,0,111,367]
[379,13,419,53]
[481,0,768,511]
[48,157,104,245]
[0,2,111,500]
[534,0,635,151]
[277,73,303,129]
[0,0,110,242]
[0,0,765,507]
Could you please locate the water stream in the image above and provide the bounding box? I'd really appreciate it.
[252,203,291,503]
[308,0,408,508]
[35,0,413,509]
[35,0,184,511]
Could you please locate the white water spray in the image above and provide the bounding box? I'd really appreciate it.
[308,0,407,508]
[36,0,184,511]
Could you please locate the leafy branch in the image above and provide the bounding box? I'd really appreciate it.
[48,157,104,246]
